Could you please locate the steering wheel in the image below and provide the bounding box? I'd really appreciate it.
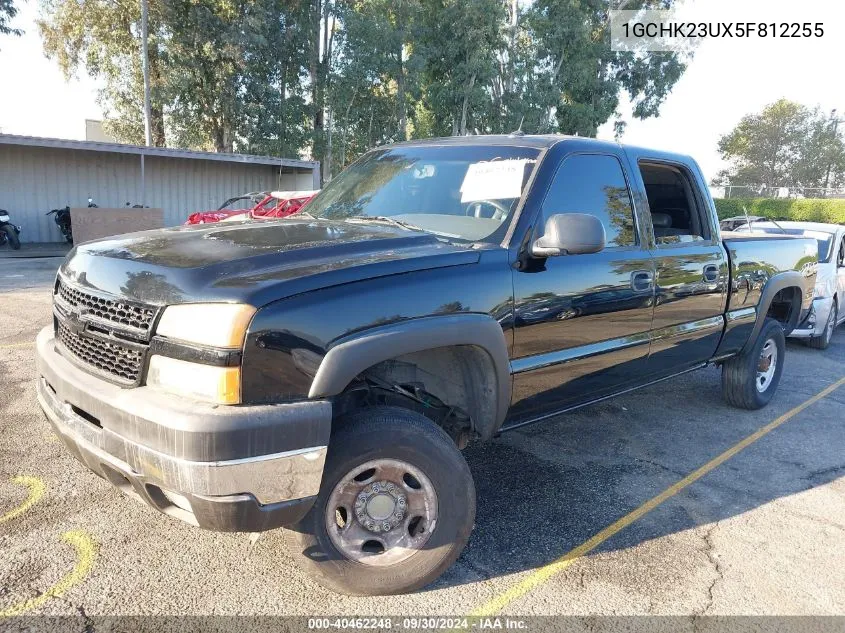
[465,199,510,222]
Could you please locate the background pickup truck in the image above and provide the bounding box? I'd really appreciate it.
[35,135,817,597]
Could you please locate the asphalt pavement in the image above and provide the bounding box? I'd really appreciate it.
[1,256,844,623]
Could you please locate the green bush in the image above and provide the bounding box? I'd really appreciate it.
[714,198,845,224]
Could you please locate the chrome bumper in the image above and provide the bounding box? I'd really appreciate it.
[35,326,331,530]
[789,296,833,338]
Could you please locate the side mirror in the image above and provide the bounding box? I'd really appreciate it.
[531,213,606,257]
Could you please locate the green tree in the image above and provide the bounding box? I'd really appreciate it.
[36,0,688,168]
[417,0,504,137]
[793,110,845,190]
[38,0,168,146]
[717,99,845,191]
[1,0,23,45]
[526,0,685,137]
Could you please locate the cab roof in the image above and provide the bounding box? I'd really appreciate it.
[386,134,698,166]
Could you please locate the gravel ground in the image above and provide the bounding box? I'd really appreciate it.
[1,256,844,624]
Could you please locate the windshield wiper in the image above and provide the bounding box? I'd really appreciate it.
[344,216,425,232]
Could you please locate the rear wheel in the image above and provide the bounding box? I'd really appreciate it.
[721,318,786,409]
[2,226,20,250]
[285,406,475,595]
[806,299,837,350]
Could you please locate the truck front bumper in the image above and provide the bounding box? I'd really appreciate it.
[789,296,833,339]
[35,326,331,532]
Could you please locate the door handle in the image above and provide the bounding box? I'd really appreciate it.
[630,270,654,292]
[703,264,719,282]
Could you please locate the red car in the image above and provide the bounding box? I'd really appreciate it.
[185,190,318,225]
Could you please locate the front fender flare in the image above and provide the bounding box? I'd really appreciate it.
[308,314,512,438]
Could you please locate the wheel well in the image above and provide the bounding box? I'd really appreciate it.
[766,286,802,334]
[334,345,498,447]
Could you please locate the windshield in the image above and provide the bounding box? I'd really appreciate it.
[304,145,541,243]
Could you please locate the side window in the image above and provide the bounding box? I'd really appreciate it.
[838,236,845,267]
[541,154,637,248]
[639,162,710,245]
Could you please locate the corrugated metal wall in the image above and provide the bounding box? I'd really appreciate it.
[0,145,316,242]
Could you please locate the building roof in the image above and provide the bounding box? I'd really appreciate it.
[0,133,319,171]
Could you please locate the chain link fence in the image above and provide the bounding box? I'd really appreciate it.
[712,185,845,199]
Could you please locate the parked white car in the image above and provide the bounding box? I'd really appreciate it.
[734,221,845,349]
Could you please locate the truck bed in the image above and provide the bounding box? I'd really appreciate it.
[722,232,818,315]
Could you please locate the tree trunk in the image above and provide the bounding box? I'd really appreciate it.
[214,124,225,153]
[147,46,166,146]
[505,0,517,94]
[324,106,333,182]
[310,0,322,164]
[340,89,357,169]
[459,73,476,136]
[396,44,407,140]
[278,25,295,156]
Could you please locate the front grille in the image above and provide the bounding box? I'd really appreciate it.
[56,321,144,384]
[57,278,156,333]
[53,277,157,385]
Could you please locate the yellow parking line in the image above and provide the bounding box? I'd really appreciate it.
[470,376,845,617]
[0,341,32,350]
[0,530,97,617]
[0,476,46,524]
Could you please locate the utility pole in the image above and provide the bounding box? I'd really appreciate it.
[141,0,152,147]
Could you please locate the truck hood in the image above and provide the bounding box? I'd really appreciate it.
[59,218,481,306]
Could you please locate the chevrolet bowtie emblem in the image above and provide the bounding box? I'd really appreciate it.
[65,307,88,336]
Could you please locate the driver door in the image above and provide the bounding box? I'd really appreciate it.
[509,153,655,421]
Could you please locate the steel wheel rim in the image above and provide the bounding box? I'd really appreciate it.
[756,338,778,393]
[325,458,438,567]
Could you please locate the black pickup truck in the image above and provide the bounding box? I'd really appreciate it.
[36,135,817,595]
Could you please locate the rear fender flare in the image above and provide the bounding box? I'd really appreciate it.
[308,314,512,439]
[741,271,804,354]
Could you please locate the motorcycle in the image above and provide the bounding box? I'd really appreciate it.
[45,199,101,244]
[46,206,73,243]
[0,209,22,250]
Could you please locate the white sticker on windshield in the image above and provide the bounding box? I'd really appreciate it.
[460,159,534,203]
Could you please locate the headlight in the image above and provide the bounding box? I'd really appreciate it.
[147,355,241,404]
[155,303,256,347]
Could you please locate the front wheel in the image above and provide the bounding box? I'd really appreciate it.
[285,406,476,596]
[721,318,786,409]
[1,226,20,250]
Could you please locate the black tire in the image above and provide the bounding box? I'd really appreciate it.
[721,318,786,410]
[285,406,476,596]
[2,226,20,250]
[806,299,837,350]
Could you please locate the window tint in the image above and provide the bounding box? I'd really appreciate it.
[541,154,636,248]
[639,162,710,245]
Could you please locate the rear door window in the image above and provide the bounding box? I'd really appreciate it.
[639,162,711,245]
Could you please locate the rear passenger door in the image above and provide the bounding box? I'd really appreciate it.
[632,158,729,376]
[509,153,655,420]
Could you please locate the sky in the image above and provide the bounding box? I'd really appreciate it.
[0,0,841,183]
